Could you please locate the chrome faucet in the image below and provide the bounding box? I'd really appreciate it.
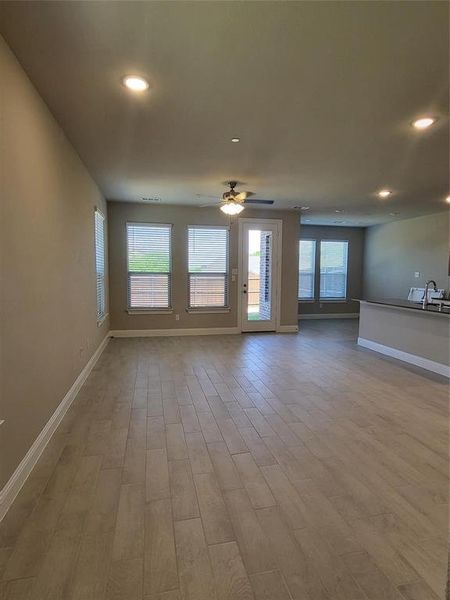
[422,279,437,308]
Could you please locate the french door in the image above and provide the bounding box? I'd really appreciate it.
[238,219,282,332]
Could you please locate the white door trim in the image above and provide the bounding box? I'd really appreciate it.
[237,218,283,333]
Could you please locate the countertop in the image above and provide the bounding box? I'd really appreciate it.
[355,297,450,316]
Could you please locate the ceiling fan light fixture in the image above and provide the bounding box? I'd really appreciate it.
[220,200,245,215]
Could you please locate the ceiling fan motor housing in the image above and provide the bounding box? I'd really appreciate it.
[223,181,244,203]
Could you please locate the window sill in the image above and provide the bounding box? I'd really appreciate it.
[298,299,315,303]
[97,313,109,327]
[319,299,348,303]
[186,307,231,314]
[127,308,173,315]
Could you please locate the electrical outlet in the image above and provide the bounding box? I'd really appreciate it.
[175,314,180,321]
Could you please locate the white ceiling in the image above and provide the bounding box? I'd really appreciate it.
[1,1,449,226]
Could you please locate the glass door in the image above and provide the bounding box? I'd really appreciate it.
[239,220,281,332]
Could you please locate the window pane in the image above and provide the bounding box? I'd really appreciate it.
[189,274,226,307]
[247,229,273,321]
[320,241,348,299]
[128,274,170,309]
[299,240,316,299]
[127,224,171,273]
[94,209,105,320]
[188,227,228,307]
[188,228,228,273]
[127,223,171,308]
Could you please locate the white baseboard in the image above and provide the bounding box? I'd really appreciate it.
[299,313,359,320]
[0,334,110,522]
[110,327,241,338]
[357,337,450,378]
[111,325,299,337]
[277,325,299,333]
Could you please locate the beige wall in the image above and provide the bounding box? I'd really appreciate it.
[363,211,450,299]
[0,37,109,489]
[299,224,365,316]
[108,202,299,330]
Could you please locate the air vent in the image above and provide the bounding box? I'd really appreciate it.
[142,197,162,203]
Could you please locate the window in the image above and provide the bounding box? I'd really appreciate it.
[298,240,316,299]
[320,240,348,299]
[188,226,229,308]
[127,223,172,309]
[94,209,106,321]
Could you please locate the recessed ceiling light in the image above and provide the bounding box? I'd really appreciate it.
[412,117,436,130]
[301,206,310,211]
[123,75,149,92]
[446,195,450,204]
[335,209,343,213]
[378,189,392,198]
[389,212,399,216]
[231,137,240,143]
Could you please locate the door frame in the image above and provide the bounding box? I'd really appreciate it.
[237,218,283,333]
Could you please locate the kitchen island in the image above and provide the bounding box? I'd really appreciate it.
[356,298,450,377]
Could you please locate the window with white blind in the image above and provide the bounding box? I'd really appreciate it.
[127,223,172,309]
[298,240,316,299]
[94,209,106,321]
[320,240,349,299]
[188,226,229,308]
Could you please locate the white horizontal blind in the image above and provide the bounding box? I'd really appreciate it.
[320,240,348,299]
[94,209,106,320]
[188,226,229,308]
[299,240,316,299]
[127,223,172,309]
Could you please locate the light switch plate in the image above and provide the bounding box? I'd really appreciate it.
[414,272,420,278]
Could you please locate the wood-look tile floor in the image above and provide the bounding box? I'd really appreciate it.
[0,320,448,600]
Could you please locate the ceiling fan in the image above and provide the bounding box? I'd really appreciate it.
[199,181,274,215]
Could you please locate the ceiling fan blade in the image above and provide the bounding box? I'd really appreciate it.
[235,191,255,201]
[244,199,274,205]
